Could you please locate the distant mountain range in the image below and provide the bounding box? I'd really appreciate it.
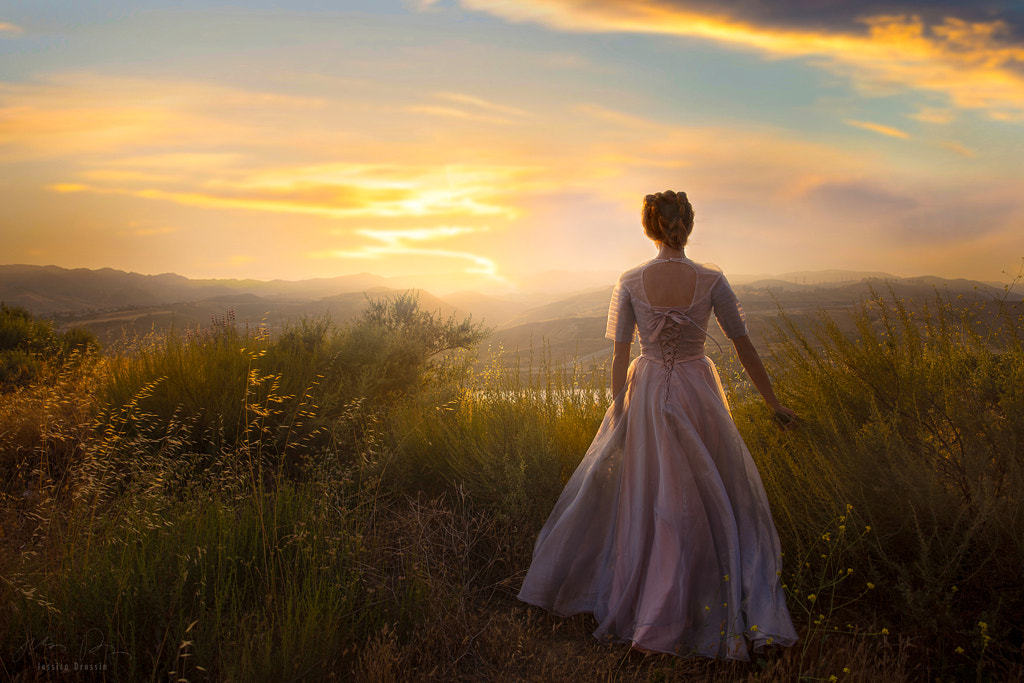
[1,264,1010,362]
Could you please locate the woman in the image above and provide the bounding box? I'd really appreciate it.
[518,190,798,659]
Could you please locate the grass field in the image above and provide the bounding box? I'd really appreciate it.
[1,286,1023,681]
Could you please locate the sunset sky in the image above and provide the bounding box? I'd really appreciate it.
[2,1,1022,292]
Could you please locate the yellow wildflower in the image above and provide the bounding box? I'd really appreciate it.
[955,646,965,654]
[843,667,850,673]
[829,675,838,682]
[865,525,872,532]
[881,628,889,635]
[807,594,817,603]
[751,625,758,632]
[867,582,875,589]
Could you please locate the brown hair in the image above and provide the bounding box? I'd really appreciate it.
[642,190,694,249]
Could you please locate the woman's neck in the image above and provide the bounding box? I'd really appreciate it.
[656,244,686,260]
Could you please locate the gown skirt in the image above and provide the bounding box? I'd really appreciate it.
[517,353,798,660]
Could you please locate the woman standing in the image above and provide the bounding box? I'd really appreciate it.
[518,190,798,659]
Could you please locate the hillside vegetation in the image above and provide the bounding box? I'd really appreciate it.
[1,286,1022,681]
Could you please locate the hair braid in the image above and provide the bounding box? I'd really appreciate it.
[641,190,694,249]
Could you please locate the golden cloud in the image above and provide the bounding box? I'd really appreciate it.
[0,74,327,161]
[844,119,911,139]
[310,226,502,279]
[939,141,976,158]
[457,1,1024,119]
[48,179,510,219]
[435,92,531,118]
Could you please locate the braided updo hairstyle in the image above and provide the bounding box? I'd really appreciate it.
[642,190,694,249]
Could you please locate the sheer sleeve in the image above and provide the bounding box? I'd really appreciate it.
[605,279,636,342]
[710,274,748,339]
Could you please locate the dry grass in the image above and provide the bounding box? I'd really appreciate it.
[3,289,1024,681]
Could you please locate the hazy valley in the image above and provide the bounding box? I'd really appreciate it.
[1,263,1012,367]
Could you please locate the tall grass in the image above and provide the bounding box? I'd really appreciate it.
[734,283,1024,677]
[2,286,1022,680]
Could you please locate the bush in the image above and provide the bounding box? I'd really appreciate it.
[94,293,487,483]
[0,303,99,389]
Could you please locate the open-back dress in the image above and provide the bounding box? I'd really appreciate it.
[517,257,797,659]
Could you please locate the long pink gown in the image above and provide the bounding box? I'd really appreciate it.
[518,257,797,659]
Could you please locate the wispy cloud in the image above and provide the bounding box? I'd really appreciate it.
[910,106,957,124]
[409,92,530,125]
[844,119,911,139]
[0,21,22,34]
[456,1,1024,120]
[940,141,976,158]
[435,92,530,117]
[48,177,511,219]
[408,104,520,125]
[311,226,502,279]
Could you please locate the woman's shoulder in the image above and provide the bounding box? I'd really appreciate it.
[687,259,726,277]
[615,261,650,289]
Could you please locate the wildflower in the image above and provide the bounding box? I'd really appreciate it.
[723,574,730,582]
[951,585,958,593]
[704,605,710,612]
[881,628,889,635]
[751,625,759,632]
[776,570,781,576]
[955,646,965,654]
[847,568,853,575]
[865,525,872,532]
[867,582,875,589]
[822,532,831,541]
[843,667,850,674]
[839,515,846,523]
[846,503,853,512]
[838,525,846,532]
[767,637,773,645]
[723,602,728,607]
[829,675,838,682]
[807,594,817,603]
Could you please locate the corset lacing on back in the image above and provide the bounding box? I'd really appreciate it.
[646,308,723,401]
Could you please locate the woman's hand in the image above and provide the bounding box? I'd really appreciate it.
[772,406,798,431]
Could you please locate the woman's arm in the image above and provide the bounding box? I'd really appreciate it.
[731,334,797,428]
[611,340,632,398]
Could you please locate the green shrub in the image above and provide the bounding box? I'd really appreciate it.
[95,293,486,481]
[0,303,99,389]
